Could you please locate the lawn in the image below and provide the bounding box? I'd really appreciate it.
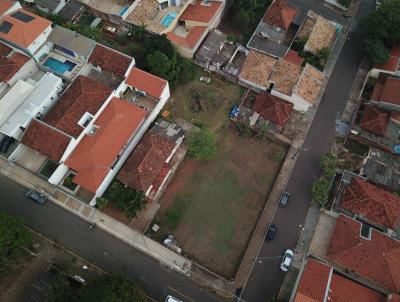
[153,77,287,277]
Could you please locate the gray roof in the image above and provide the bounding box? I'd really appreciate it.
[35,0,61,11]
[59,0,84,20]
[152,120,185,143]
[48,25,95,57]
[196,30,226,63]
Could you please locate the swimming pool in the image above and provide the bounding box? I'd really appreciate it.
[43,57,76,74]
[119,6,129,16]
[160,11,177,27]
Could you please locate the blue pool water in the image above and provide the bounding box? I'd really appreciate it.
[44,57,76,74]
[160,11,177,27]
[119,6,129,16]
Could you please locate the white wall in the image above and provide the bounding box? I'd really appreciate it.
[33,41,54,61]
[8,58,38,86]
[27,25,53,55]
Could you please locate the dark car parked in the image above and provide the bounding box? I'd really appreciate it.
[25,190,47,205]
[266,223,277,241]
[279,191,290,207]
[0,136,14,153]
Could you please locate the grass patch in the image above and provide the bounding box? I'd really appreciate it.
[165,197,188,230]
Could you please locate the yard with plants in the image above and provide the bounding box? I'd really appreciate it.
[151,77,288,278]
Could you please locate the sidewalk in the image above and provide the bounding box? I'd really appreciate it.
[0,157,191,274]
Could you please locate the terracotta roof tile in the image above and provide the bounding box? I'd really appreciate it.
[294,64,325,104]
[294,259,331,302]
[263,0,297,30]
[239,51,278,89]
[359,105,389,137]
[179,0,222,23]
[21,119,71,162]
[270,59,302,95]
[341,178,400,229]
[125,67,167,99]
[88,44,133,78]
[327,215,400,292]
[43,76,113,138]
[65,98,147,193]
[390,294,400,302]
[117,131,175,193]
[252,92,293,127]
[375,46,400,72]
[0,41,12,56]
[167,26,207,50]
[152,163,171,190]
[304,15,336,53]
[0,9,52,48]
[380,77,400,105]
[0,51,29,82]
[285,49,303,65]
[0,0,14,16]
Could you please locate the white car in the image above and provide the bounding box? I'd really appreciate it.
[280,249,294,272]
[165,295,183,302]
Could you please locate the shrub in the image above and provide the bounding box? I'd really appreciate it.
[311,178,331,207]
[320,152,338,178]
[95,197,108,209]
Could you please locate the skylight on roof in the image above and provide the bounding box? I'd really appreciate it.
[0,21,12,34]
[11,11,35,23]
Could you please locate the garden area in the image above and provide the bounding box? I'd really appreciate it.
[150,77,288,278]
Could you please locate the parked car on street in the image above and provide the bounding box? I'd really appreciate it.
[265,223,277,241]
[165,296,183,302]
[0,136,14,153]
[279,191,290,207]
[280,249,294,272]
[25,190,47,204]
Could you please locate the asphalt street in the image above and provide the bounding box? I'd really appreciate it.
[0,176,225,302]
[241,0,376,301]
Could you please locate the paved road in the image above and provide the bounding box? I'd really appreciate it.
[241,0,375,301]
[0,176,225,302]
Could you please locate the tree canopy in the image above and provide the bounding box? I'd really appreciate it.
[0,211,32,274]
[360,0,400,64]
[320,152,338,178]
[311,178,331,207]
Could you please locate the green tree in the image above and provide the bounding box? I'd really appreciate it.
[80,275,147,302]
[360,0,400,63]
[187,128,217,160]
[311,178,331,207]
[147,51,175,84]
[338,0,351,8]
[132,24,147,40]
[320,152,338,178]
[95,197,109,209]
[48,272,79,302]
[0,211,32,274]
[232,10,250,28]
[105,182,146,219]
[176,56,196,84]
[144,34,176,59]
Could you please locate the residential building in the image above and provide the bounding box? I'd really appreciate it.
[126,0,225,58]
[117,120,185,201]
[34,0,67,15]
[0,0,21,18]
[335,176,400,235]
[291,258,388,302]
[370,45,400,78]
[360,148,400,193]
[326,214,400,294]
[247,0,305,58]
[58,0,85,22]
[239,50,325,111]
[0,8,52,55]
[370,73,400,112]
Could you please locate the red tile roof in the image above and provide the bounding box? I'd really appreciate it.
[167,26,207,50]
[375,46,400,72]
[0,0,14,16]
[341,178,400,229]
[125,67,168,99]
[389,294,400,302]
[294,259,331,302]
[294,259,387,302]
[21,119,71,162]
[285,49,303,65]
[117,131,175,193]
[43,76,113,138]
[88,44,133,78]
[263,0,297,30]
[359,105,389,137]
[0,51,29,82]
[65,98,147,193]
[327,215,400,292]
[380,77,400,105]
[179,0,222,23]
[0,41,12,56]
[252,92,294,127]
[152,163,171,190]
[0,9,52,48]
[329,273,387,302]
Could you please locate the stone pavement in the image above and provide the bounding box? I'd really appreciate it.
[0,157,191,274]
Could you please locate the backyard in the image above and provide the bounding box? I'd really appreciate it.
[151,76,288,278]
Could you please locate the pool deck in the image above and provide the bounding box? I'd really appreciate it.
[79,0,131,15]
[126,0,187,33]
[41,51,83,80]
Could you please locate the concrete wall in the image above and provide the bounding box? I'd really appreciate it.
[8,58,38,86]
[27,25,53,55]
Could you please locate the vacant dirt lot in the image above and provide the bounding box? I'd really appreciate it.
[153,127,287,278]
